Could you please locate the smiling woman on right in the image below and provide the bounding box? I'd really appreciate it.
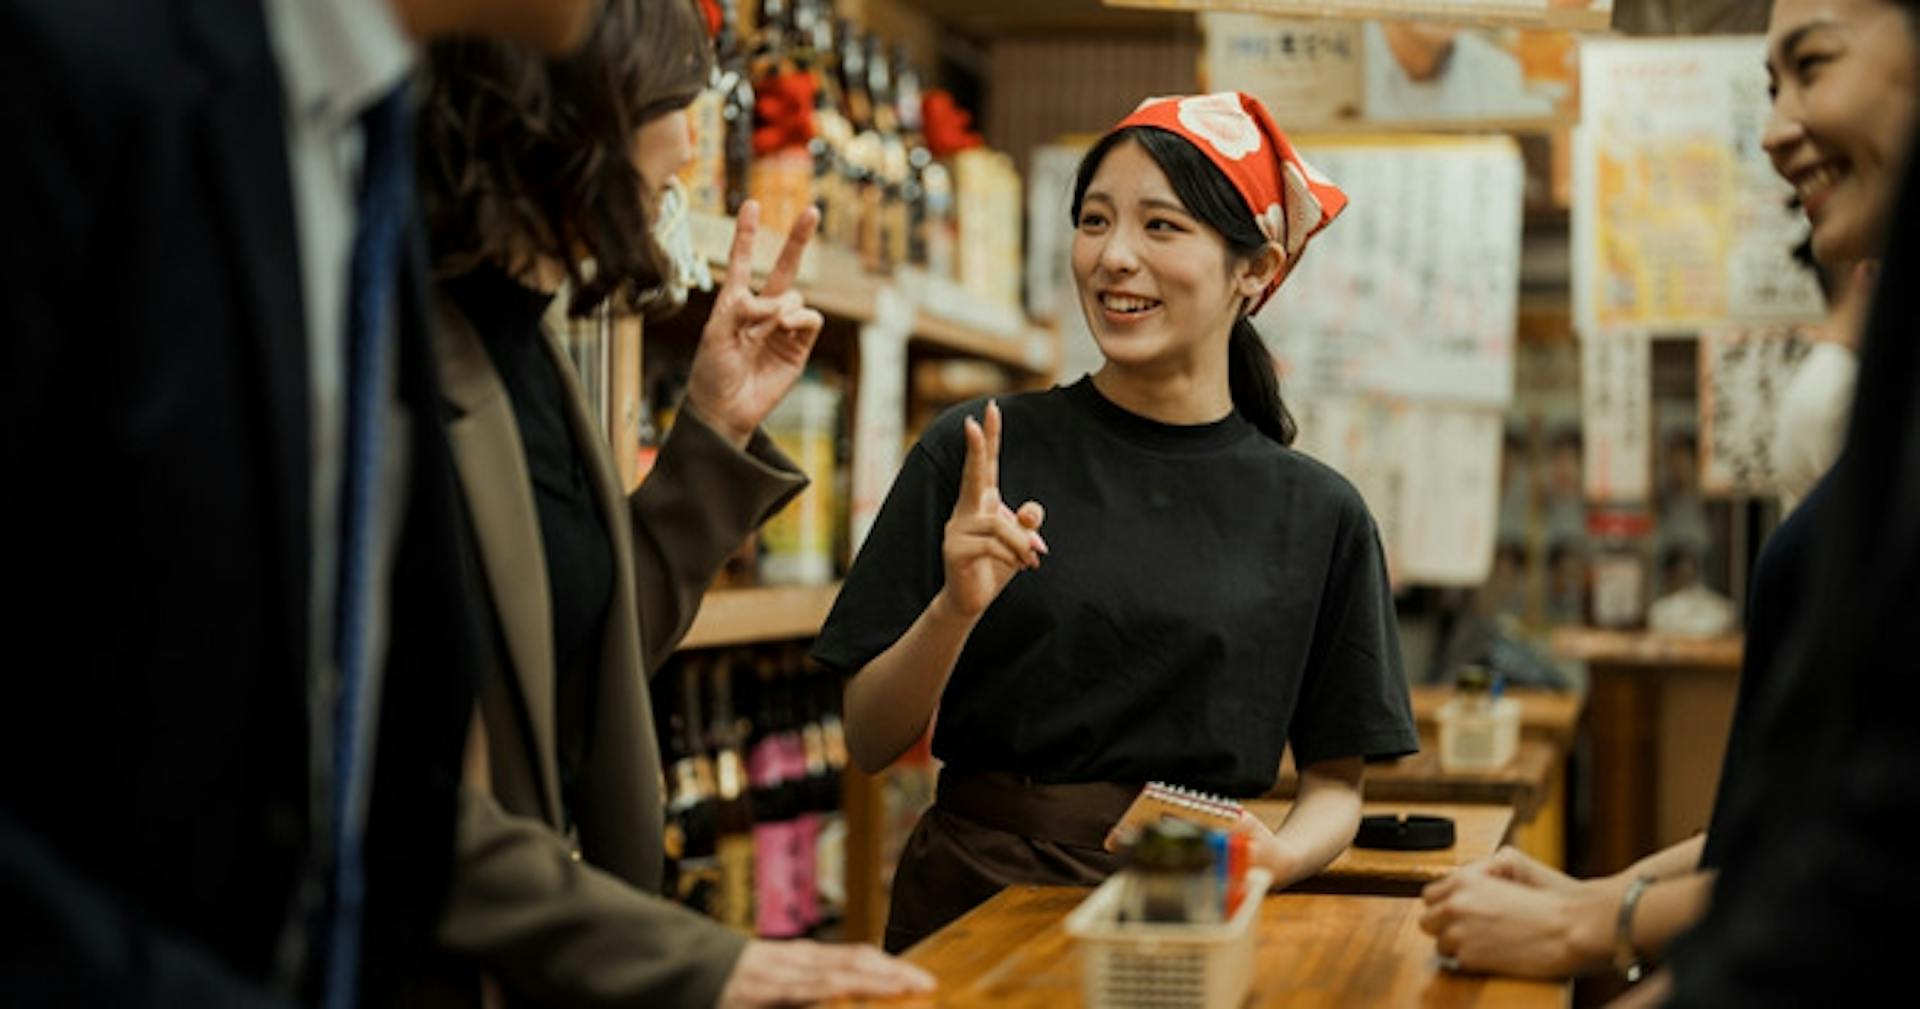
[1768,0,1920,509]
[1764,0,1918,271]
[1419,0,1920,999]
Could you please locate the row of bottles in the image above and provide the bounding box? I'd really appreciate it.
[658,644,851,938]
[681,0,966,279]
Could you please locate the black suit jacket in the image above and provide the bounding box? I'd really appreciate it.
[0,0,484,1003]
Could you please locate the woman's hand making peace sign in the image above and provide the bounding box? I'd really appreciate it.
[939,400,1049,620]
[683,200,826,449]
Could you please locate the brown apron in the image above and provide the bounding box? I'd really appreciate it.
[883,771,1139,952]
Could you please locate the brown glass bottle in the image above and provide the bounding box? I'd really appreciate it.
[663,658,720,915]
[707,653,757,932]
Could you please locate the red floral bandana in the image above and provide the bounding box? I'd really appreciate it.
[1110,92,1347,315]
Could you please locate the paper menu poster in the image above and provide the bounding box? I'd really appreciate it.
[1697,323,1815,496]
[1573,37,1823,334]
[1259,136,1524,407]
[1580,330,1651,503]
[1294,396,1503,586]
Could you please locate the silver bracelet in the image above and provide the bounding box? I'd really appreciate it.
[1613,875,1657,982]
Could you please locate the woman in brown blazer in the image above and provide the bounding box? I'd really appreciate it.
[412,2,933,1006]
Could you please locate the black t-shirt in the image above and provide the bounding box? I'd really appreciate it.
[810,377,1418,796]
[1698,477,1825,870]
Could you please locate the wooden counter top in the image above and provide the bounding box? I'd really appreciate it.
[831,885,1566,1008]
[1547,627,1742,670]
[1272,738,1560,820]
[1248,800,1514,896]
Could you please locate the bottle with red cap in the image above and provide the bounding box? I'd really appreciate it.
[1588,507,1654,628]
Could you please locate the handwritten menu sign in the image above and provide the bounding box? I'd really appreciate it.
[1259,136,1524,406]
[1203,14,1365,125]
[1697,323,1815,496]
[1295,396,1503,586]
[1113,1,1612,31]
[1574,38,1823,334]
[1580,331,1651,502]
[1205,15,1576,129]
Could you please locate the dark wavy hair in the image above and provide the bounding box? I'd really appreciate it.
[417,0,710,317]
[1070,126,1298,446]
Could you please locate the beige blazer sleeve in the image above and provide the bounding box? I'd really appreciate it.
[442,787,749,1009]
[625,406,808,675]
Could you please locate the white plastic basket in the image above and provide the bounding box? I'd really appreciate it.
[1063,867,1272,1009]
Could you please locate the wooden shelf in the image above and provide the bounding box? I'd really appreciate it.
[909,308,1057,373]
[689,211,1058,378]
[678,582,841,651]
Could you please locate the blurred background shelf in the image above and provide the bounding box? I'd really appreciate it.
[679,583,843,651]
[689,210,1057,379]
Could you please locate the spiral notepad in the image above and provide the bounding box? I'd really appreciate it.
[1107,782,1245,849]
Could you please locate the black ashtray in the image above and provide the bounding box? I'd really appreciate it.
[1353,814,1456,851]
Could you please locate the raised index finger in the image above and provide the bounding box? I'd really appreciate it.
[980,400,1002,507]
[722,199,762,291]
[959,415,991,513]
[762,204,819,296]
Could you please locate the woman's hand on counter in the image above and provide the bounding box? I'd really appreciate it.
[1418,852,1617,979]
[717,939,935,1009]
[684,200,826,450]
[1449,845,1584,899]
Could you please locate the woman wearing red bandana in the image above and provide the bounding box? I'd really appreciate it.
[811,92,1418,950]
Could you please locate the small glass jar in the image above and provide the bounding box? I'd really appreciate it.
[1438,665,1520,772]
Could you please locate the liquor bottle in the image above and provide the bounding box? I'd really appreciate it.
[921,159,957,280]
[867,36,910,272]
[783,647,829,932]
[806,652,849,930]
[836,19,871,133]
[894,43,932,268]
[892,41,923,139]
[707,653,757,932]
[797,0,853,248]
[748,651,807,938]
[749,0,796,89]
[716,0,757,214]
[664,658,720,915]
[757,0,789,42]
[744,0,815,236]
